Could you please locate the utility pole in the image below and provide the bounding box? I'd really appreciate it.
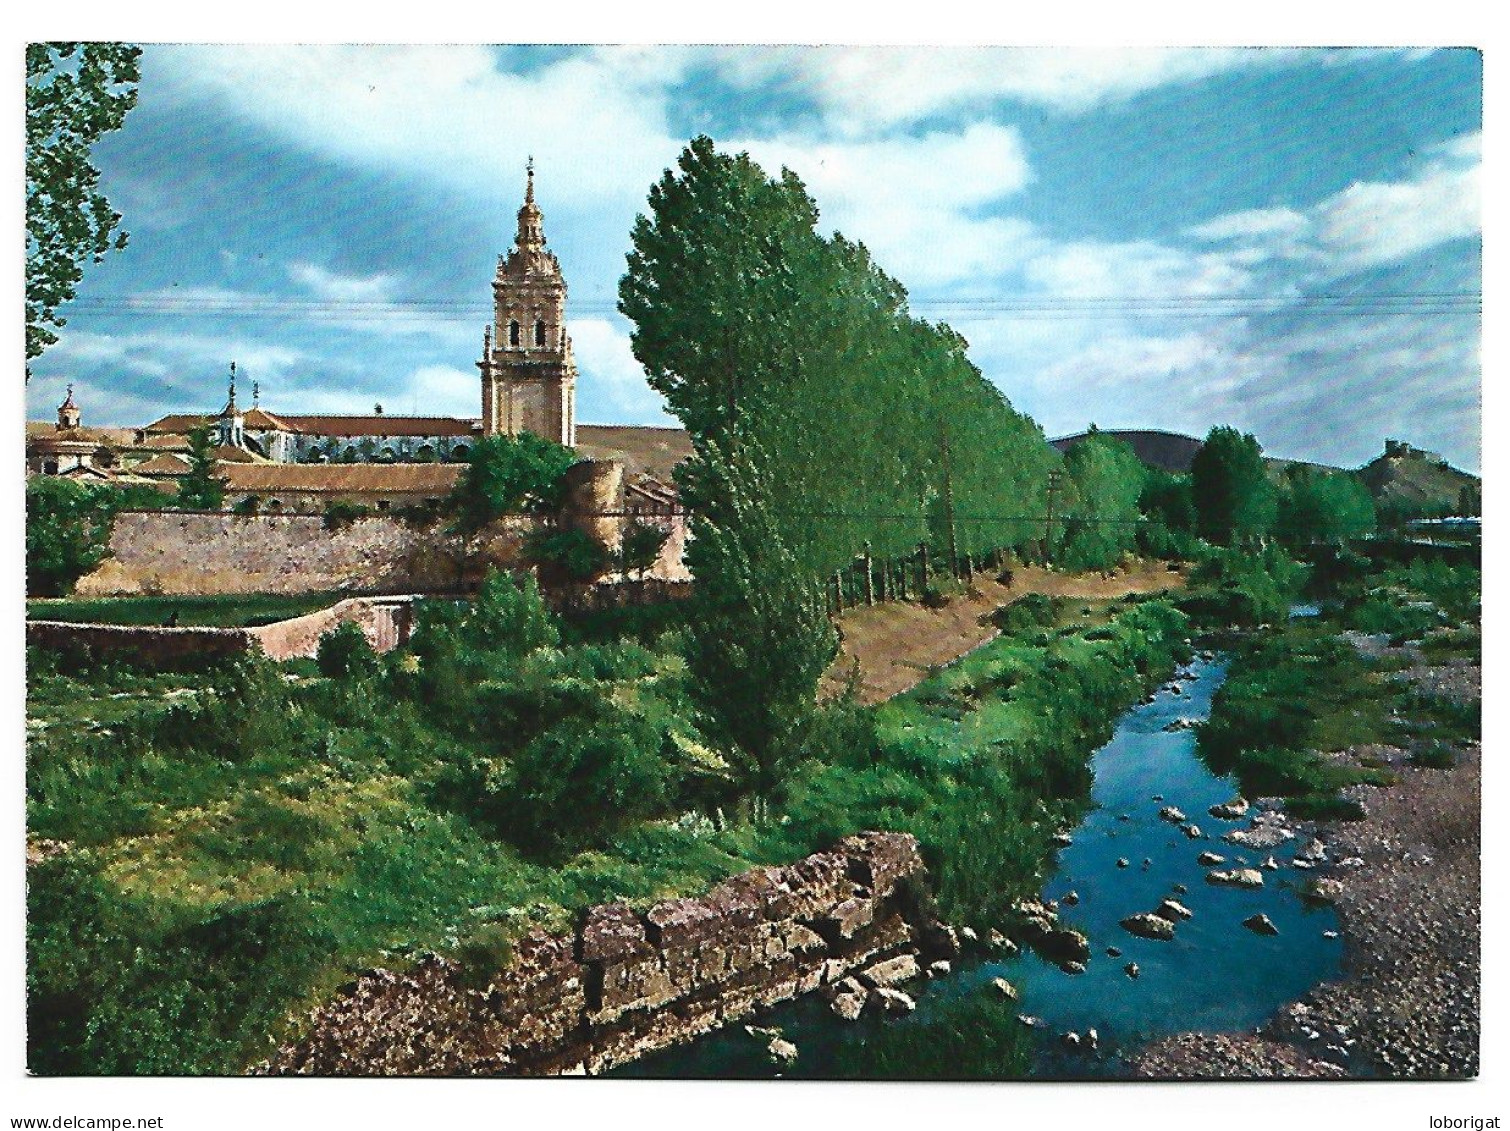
[1045,470,1064,566]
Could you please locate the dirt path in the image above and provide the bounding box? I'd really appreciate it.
[819,560,1186,705]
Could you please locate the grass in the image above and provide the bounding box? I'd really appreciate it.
[26,592,1190,1075]
[26,592,350,628]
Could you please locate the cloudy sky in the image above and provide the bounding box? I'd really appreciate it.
[26,45,1481,470]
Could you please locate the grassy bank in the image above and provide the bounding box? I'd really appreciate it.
[1196,557,1480,819]
[26,592,350,628]
[27,582,1188,1075]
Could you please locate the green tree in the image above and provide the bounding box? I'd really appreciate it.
[679,436,838,810]
[26,43,142,373]
[1057,431,1146,570]
[1190,426,1277,546]
[176,425,225,510]
[616,518,671,580]
[467,568,559,657]
[447,432,578,534]
[1275,467,1377,546]
[26,478,119,596]
[315,621,380,680]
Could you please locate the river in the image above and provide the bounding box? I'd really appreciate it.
[619,651,1342,1079]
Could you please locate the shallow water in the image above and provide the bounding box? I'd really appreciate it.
[620,654,1342,1079]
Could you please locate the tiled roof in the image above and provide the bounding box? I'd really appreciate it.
[275,415,480,438]
[131,453,193,477]
[212,443,271,464]
[142,413,213,434]
[575,424,691,482]
[220,463,464,494]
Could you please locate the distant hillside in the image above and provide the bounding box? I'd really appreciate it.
[575,423,692,482]
[1055,429,1478,517]
[1356,440,1479,515]
[1050,429,1205,473]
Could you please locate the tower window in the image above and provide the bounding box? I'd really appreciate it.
[509,320,520,346]
[535,319,546,346]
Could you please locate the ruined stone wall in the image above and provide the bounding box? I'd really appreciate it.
[261,831,953,1077]
[25,621,257,668]
[247,597,417,661]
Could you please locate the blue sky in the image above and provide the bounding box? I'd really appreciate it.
[26,45,1481,470]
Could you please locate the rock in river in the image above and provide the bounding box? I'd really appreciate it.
[1183,824,1204,839]
[1209,797,1251,821]
[1154,898,1193,922]
[1158,806,1186,824]
[1197,851,1226,866]
[1124,962,1141,979]
[1243,913,1280,936]
[1120,913,1176,940]
[990,977,1018,1001]
[1206,868,1264,889]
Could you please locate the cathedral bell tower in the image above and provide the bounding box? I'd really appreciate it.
[478,160,577,447]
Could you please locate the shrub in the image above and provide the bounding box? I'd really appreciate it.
[525,527,609,582]
[315,621,380,680]
[322,500,371,531]
[490,702,679,856]
[991,593,1059,635]
[468,569,559,658]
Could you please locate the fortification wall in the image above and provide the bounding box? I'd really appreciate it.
[260,831,954,1077]
[75,512,536,598]
[75,506,690,598]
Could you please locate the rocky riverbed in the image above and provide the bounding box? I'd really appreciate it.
[1131,658,1480,1080]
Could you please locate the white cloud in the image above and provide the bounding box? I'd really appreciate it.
[571,317,674,424]
[737,123,1037,289]
[712,47,1310,136]
[147,45,683,214]
[1187,132,1481,276]
[287,263,400,304]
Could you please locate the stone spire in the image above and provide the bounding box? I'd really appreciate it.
[515,158,545,253]
[226,361,238,414]
[57,383,80,431]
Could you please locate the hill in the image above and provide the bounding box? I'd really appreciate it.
[1049,429,1206,473]
[1356,440,1480,516]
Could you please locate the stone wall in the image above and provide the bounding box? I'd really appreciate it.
[75,507,691,597]
[25,620,257,669]
[75,512,535,598]
[260,831,953,1076]
[27,596,419,668]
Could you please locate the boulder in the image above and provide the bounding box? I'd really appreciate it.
[1243,913,1280,936]
[1059,961,1088,976]
[1106,946,1122,958]
[1061,1031,1082,1051]
[1323,930,1340,940]
[1183,824,1204,839]
[1171,882,1188,895]
[928,959,952,978]
[1154,898,1193,922]
[860,954,921,989]
[1306,877,1345,904]
[1085,1028,1100,1051]
[1120,913,1175,940]
[1017,1014,1042,1028]
[1116,857,1130,869]
[989,977,1018,1001]
[1124,962,1141,979]
[767,1037,799,1066]
[1197,851,1226,866]
[1158,806,1186,824]
[1208,797,1251,821]
[874,987,916,1016]
[1261,856,1280,871]
[1062,890,1080,906]
[959,926,980,944]
[1052,832,1074,848]
[830,988,867,1022]
[1206,868,1264,889]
